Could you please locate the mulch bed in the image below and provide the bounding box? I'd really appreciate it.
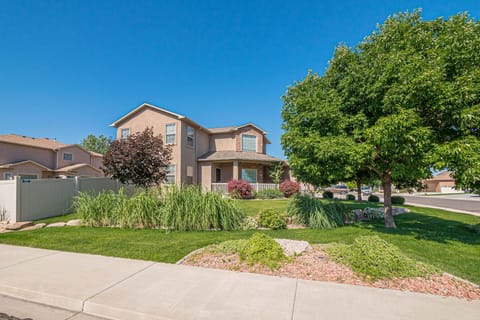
[182,246,480,301]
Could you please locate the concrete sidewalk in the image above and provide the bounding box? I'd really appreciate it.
[0,244,479,320]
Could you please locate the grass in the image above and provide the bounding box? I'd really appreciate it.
[35,213,79,224]
[5,199,478,284]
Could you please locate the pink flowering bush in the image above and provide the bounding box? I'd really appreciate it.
[279,180,300,198]
[227,179,254,199]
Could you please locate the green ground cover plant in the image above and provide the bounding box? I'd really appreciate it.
[327,235,436,281]
[239,233,288,269]
[255,189,284,199]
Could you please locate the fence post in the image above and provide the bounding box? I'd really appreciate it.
[74,176,80,195]
[14,176,22,222]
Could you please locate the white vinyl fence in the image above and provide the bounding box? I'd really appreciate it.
[211,183,277,194]
[0,177,132,222]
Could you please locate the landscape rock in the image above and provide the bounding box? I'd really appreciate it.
[393,207,410,215]
[275,238,312,256]
[46,222,66,228]
[20,223,46,231]
[66,219,82,226]
[5,221,34,231]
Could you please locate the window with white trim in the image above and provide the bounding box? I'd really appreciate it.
[186,126,194,146]
[166,164,176,184]
[242,134,257,152]
[241,168,257,183]
[4,172,13,180]
[121,128,130,140]
[63,153,73,161]
[166,123,176,145]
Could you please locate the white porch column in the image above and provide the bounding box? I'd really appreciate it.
[233,160,239,180]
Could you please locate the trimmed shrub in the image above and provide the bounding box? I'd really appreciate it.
[391,196,405,205]
[287,195,348,229]
[255,189,284,199]
[327,236,435,281]
[322,190,334,199]
[227,179,254,199]
[346,194,355,201]
[258,209,287,230]
[279,180,300,198]
[239,233,288,269]
[368,194,380,202]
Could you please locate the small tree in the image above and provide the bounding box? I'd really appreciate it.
[80,134,110,154]
[103,128,172,187]
[268,162,284,185]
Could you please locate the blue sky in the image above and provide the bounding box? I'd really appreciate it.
[1,0,478,158]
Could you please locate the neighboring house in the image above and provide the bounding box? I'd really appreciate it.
[422,171,457,193]
[0,134,104,180]
[111,103,286,191]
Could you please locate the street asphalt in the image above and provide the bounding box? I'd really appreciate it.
[399,194,480,215]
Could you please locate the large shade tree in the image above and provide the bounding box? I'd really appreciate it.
[103,127,172,187]
[282,11,480,228]
[80,134,110,154]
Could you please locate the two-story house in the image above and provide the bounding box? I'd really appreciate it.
[111,103,285,191]
[0,134,104,180]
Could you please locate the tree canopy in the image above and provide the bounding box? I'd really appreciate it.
[103,128,172,187]
[80,134,110,154]
[281,10,480,227]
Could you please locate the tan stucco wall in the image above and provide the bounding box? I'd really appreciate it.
[196,130,210,157]
[90,155,104,170]
[73,166,103,177]
[57,145,92,169]
[199,162,213,191]
[180,122,197,184]
[235,126,265,153]
[0,142,55,169]
[210,133,236,151]
[116,107,182,184]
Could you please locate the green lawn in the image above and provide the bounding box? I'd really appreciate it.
[4,200,479,284]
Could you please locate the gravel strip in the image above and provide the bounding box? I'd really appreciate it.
[182,246,480,300]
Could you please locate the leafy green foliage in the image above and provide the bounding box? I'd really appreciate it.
[207,239,248,255]
[368,195,380,203]
[255,189,284,199]
[268,162,284,185]
[391,196,405,205]
[258,209,287,230]
[346,194,355,201]
[239,233,288,269]
[322,191,334,199]
[75,186,245,231]
[327,235,436,281]
[80,134,110,154]
[279,180,301,198]
[240,216,258,230]
[281,10,480,228]
[103,127,172,187]
[288,195,348,229]
[363,207,384,220]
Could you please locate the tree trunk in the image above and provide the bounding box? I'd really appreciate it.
[356,178,362,201]
[382,174,396,228]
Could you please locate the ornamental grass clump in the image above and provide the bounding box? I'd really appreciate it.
[327,235,436,281]
[239,233,288,269]
[288,195,348,229]
[160,185,245,231]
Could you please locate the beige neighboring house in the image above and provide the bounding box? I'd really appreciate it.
[111,103,286,190]
[422,171,457,193]
[0,134,104,180]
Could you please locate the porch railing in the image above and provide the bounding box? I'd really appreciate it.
[211,183,277,194]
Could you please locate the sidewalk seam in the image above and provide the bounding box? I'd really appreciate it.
[80,261,156,312]
[0,251,59,271]
[290,278,298,320]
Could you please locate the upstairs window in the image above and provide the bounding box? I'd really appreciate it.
[121,128,130,140]
[63,153,73,161]
[166,123,176,145]
[186,126,194,146]
[242,134,257,152]
[166,164,176,184]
